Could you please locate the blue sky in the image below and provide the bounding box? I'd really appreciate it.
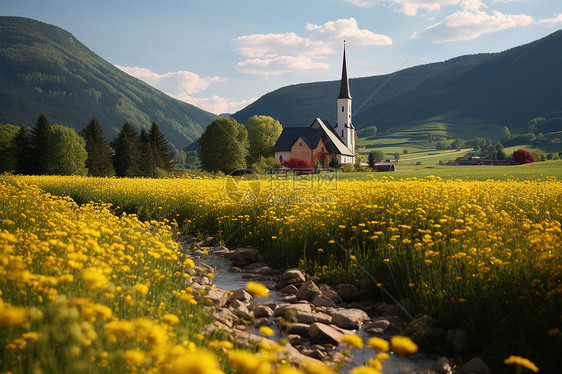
[1,0,561,114]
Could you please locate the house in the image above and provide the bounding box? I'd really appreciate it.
[273,48,355,168]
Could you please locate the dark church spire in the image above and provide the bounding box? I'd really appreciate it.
[337,45,352,100]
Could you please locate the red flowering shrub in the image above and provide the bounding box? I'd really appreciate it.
[512,149,536,164]
[282,158,313,171]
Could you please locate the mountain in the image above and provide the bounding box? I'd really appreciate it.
[233,29,562,136]
[0,17,216,150]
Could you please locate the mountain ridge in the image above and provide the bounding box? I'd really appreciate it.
[0,16,216,149]
[233,29,562,137]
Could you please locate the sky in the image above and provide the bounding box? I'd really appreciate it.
[1,0,561,115]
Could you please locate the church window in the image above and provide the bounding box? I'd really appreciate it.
[279,155,283,163]
[342,106,344,112]
[299,141,302,147]
[341,130,344,137]
[321,147,324,152]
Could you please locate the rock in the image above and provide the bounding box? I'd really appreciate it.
[249,266,280,275]
[445,328,468,353]
[365,327,384,335]
[244,262,269,270]
[274,303,312,317]
[295,311,332,325]
[410,315,444,341]
[329,324,356,336]
[365,319,391,332]
[228,266,243,273]
[461,357,491,374]
[212,309,236,328]
[242,273,258,279]
[288,323,310,337]
[309,323,343,345]
[230,299,253,320]
[206,289,228,308]
[281,344,323,367]
[304,349,326,360]
[432,357,452,373]
[280,269,306,286]
[320,289,343,304]
[210,245,232,254]
[287,334,302,345]
[331,308,369,329]
[312,294,338,308]
[230,247,260,267]
[279,285,299,295]
[254,305,274,318]
[253,317,271,327]
[296,280,321,301]
[230,289,252,302]
[338,284,360,302]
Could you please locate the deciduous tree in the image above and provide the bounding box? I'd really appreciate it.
[512,149,535,164]
[45,125,88,175]
[245,115,282,164]
[0,124,19,173]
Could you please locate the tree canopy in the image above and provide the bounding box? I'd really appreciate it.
[0,124,19,173]
[45,125,88,175]
[31,113,51,174]
[113,122,142,177]
[198,117,249,173]
[245,115,282,164]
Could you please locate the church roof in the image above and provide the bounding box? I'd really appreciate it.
[337,48,351,100]
[273,118,353,157]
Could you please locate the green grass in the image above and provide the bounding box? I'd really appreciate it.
[340,160,562,181]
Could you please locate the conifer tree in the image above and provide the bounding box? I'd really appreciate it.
[148,122,173,171]
[81,118,115,177]
[112,122,142,177]
[30,113,51,174]
[13,125,33,175]
[139,128,157,177]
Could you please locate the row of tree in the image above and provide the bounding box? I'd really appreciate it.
[198,115,282,174]
[2,114,173,177]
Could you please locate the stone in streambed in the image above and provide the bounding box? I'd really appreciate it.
[308,323,343,345]
[331,308,369,329]
[296,280,320,301]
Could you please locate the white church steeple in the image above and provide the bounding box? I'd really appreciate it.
[336,45,354,160]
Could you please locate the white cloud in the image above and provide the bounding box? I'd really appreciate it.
[540,13,562,25]
[197,96,256,115]
[344,0,462,16]
[234,17,391,76]
[115,65,224,97]
[115,65,252,114]
[412,2,534,43]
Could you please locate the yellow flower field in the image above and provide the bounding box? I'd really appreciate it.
[1,174,560,370]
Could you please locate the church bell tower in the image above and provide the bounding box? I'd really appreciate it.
[336,46,354,159]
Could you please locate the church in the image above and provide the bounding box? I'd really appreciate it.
[273,48,355,168]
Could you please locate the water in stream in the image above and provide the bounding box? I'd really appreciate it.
[205,254,433,373]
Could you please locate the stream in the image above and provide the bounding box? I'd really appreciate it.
[204,254,434,373]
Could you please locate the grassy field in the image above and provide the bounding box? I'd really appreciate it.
[340,160,562,181]
[1,172,560,371]
[356,114,561,165]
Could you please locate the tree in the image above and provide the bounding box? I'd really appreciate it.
[403,149,408,154]
[436,142,446,150]
[30,113,51,174]
[139,129,157,176]
[0,124,19,173]
[500,126,511,143]
[367,152,376,170]
[329,157,340,169]
[13,125,33,175]
[245,115,282,164]
[512,149,535,164]
[113,122,142,177]
[81,118,114,176]
[450,138,465,150]
[358,126,377,138]
[45,125,88,175]
[149,122,173,171]
[393,152,400,160]
[199,117,249,173]
[369,150,385,163]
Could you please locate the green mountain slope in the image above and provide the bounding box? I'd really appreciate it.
[0,17,216,149]
[233,29,562,137]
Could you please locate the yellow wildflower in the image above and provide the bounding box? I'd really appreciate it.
[504,355,539,372]
[390,336,418,356]
[246,281,269,298]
